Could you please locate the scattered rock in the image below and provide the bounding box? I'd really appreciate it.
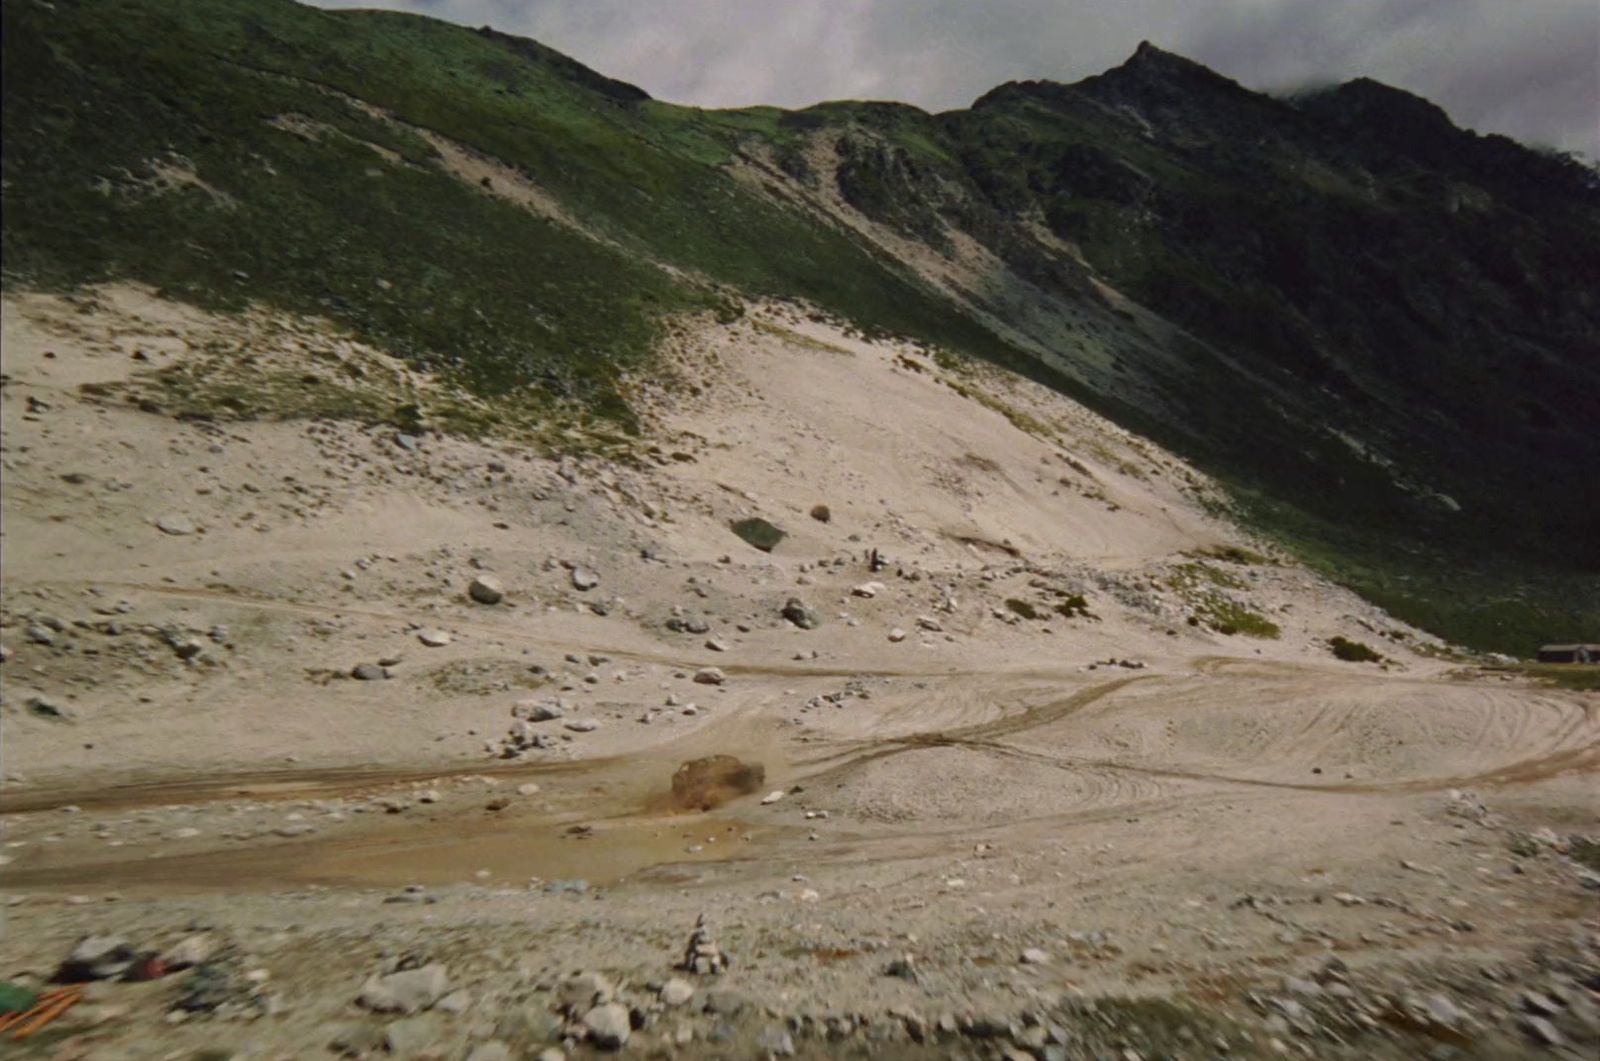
[26,696,72,722]
[760,790,787,805]
[582,1002,631,1050]
[660,978,695,1007]
[416,628,452,647]
[1020,948,1050,965]
[557,972,614,1010]
[464,1043,513,1061]
[58,935,136,982]
[467,575,505,605]
[888,627,907,642]
[782,598,820,629]
[570,567,599,591]
[357,963,450,1014]
[351,663,388,681]
[758,1025,796,1056]
[155,514,196,536]
[852,582,885,598]
[564,719,600,733]
[693,667,726,686]
[810,504,832,523]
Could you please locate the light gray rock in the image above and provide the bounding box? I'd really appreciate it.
[357,963,450,1014]
[156,514,196,536]
[1521,1015,1563,1045]
[383,1016,439,1057]
[564,719,600,733]
[351,663,387,681]
[464,1043,512,1061]
[660,978,695,1007]
[467,575,505,605]
[582,1002,631,1050]
[758,1025,796,1056]
[416,628,452,647]
[1019,947,1050,965]
[570,567,600,591]
[693,667,726,685]
[25,625,55,646]
[557,971,614,1010]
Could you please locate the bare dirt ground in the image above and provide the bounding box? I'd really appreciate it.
[1,286,1595,1060]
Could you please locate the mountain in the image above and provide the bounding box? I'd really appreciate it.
[4,0,1597,652]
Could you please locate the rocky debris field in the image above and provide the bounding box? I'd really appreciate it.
[0,287,1595,1059]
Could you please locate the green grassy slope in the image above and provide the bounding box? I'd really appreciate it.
[5,0,1597,655]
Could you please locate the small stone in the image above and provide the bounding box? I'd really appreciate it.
[464,1044,512,1061]
[383,1015,439,1057]
[782,598,820,629]
[852,582,885,598]
[888,627,907,642]
[468,575,505,605]
[351,663,387,681]
[517,783,541,796]
[417,629,452,647]
[810,504,831,522]
[558,972,614,1010]
[1521,1016,1563,1045]
[25,625,55,646]
[758,1025,796,1056]
[156,514,196,536]
[163,934,213,970]
[565,719,600,733]
[582,1002,631,1050]
[570,567,600,591]
[660,978,695,1006]
[760,790,786,805]
[693,667,726,686]
[706,638,729,652]
[1020,948,1050,965]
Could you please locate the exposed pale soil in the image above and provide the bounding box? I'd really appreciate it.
[0,287,1594,1059]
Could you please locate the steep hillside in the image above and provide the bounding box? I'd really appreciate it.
[4,0,1597,652]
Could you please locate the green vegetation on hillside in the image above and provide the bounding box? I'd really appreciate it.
[5,0,1597,656]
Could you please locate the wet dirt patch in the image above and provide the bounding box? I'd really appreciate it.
[667,755,766,812]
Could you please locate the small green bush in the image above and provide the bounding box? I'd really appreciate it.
[1329,636,1383,662]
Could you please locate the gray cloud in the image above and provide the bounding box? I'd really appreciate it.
[315,0,1598,157]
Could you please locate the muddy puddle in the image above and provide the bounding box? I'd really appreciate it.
[3,755,784,895]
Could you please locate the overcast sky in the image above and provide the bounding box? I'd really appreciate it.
[316,0,1598,158]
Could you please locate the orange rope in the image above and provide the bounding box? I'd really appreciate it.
[9,989,83,1039]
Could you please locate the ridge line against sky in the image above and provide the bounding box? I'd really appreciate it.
[313,0,1599,159]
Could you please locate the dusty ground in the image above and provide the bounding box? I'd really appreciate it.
[0,286,1595,1060]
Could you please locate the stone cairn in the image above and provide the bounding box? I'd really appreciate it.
[679,914,729,975]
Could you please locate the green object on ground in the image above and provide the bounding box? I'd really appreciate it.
[0,981,40,1013]
[730,518,786,553]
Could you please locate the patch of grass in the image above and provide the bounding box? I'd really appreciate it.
[1571,836,1600,872]
[1189,544,1272,566]
[1004,598,1044,620]
[1053,593,1095,620]
[1329,636,1383,662]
